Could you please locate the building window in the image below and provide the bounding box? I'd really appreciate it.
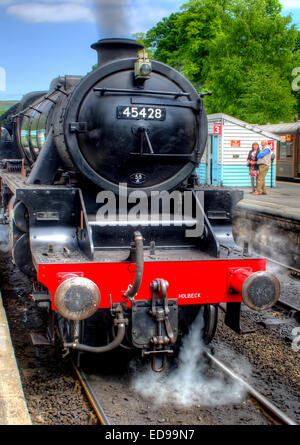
[278,141,293,159]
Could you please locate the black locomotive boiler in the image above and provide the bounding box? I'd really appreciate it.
[0,39,280,371]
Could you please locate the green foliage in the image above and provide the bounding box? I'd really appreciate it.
[292,49,300,119]
[143,0,300,124]
[131,32,154,57]
[144,5,221,89]
[0,106,9,118]
[264,0,282,17]
[296,31,300,51]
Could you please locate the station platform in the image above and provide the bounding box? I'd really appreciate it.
[237,181,300,221]
[233,181,300,269]
[0,293,31,425]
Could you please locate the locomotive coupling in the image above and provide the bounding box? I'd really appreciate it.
[230,268,280,311]
[54,277,100,321]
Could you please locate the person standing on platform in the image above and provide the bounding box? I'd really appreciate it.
[253,140,272,195]
[247,142,260,193]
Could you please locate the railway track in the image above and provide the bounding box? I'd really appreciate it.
[68,256,299,427]
[72,360,111,425]
[205,350,298,426]
[266,257,300,315]
[276,299,300,316]
[267,257,300,279]
[72,349,298,426]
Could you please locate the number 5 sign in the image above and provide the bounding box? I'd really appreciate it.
[213,123,222,135]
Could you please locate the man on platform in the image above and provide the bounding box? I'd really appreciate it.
[253,140,272,195]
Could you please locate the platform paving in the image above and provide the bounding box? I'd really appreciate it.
[237,181,300,221]
[0,294,31,425]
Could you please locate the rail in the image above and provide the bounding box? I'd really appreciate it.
[266,257,300,277]
[205,350,298,425]
[72,361,111,425]
[266,257,300,314]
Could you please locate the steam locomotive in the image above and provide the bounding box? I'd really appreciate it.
[0,39,280,371]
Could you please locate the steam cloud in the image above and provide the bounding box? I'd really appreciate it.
[131,313,250,408]
[233,211,297,269]
[92,0,131,38]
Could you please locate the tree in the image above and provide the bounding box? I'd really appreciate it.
[144,4,225,89]
[143,13,186,72]
[144,0,300,124]
[203,0,299,123]
[264,0,282,17]
[296,31,300,51]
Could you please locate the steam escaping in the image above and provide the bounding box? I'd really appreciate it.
[233,211,299,270]
[131,313,250,408]
[91,0,131,38]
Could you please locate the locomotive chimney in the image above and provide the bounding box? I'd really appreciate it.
[91,38,144,68]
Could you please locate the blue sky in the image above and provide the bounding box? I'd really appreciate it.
[0,0,299,100]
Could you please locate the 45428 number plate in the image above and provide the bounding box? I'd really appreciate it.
[117,106,166,121]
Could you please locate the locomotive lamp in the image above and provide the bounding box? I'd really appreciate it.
[135,49,152,80]
[54,277,101,321]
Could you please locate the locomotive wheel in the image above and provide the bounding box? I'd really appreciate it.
[80,310,112,347]
[56,314,83,345]
[12,201,29,233]
[68,310,134,371]
[12,233,36,277]
[177,304,218,347]
[202,304,218,345]
[163,304,218,364]
[55,315,85,365]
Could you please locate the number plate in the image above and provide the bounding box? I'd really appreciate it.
[117,106,166,121]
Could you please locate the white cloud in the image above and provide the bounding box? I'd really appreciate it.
[281,0,300,8]
[128,2,182,33]
[93,0,130,4]
[3,0,180,29]
[2,0,183,29]
[7,3,95,22]
[0,0,130,4]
